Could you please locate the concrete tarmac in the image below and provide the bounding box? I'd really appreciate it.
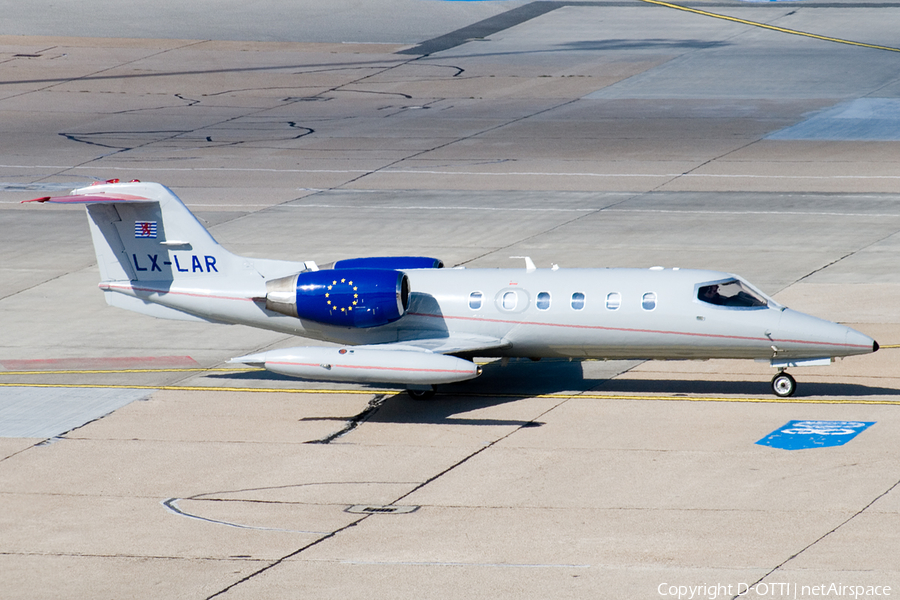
[1,1,899,598]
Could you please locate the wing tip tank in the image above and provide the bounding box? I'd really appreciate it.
[229,353,267,368]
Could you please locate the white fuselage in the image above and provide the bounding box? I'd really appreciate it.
[103,266,874,362]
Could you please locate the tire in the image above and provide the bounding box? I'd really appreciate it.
[771,372,796,398]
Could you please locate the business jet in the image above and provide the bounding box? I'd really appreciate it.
[26,180,878,398]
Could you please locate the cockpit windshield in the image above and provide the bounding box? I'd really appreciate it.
[698,279,768,308]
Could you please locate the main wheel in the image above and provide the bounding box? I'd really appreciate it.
[771,372,796,398]
[407,387,436,400]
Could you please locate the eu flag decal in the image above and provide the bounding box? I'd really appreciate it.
[135,221,157,238]
[756,420,875,450]
[325,278,359,315]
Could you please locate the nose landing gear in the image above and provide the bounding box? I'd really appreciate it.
[771,371,796,397]
[407,385,437,400]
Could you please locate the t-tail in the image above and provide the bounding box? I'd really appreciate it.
[25,180,310,323]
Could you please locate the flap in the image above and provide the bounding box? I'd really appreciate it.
[357,333,509,355]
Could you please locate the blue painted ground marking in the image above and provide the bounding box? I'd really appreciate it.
[757,420,875,450]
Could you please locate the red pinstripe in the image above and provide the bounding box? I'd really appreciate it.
[408,312,869,350]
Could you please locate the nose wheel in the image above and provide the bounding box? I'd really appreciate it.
[771,372,796,397]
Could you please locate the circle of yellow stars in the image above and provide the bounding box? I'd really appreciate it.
[325,278,359,314]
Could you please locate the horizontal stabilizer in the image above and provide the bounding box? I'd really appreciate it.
[23,193,154,204]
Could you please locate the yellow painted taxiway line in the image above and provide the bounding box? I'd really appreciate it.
[0,381,376,395]
[535,393,900,406]
[640,0,900,54]
[1,381,898,405]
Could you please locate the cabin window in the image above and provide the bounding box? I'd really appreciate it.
[571,292,585,310]
[536,291,551,310]
[606,292,621,310]
[502,291,518,310]
[642,292,657,311]
[468,291,483,310]
[697,279,767,308]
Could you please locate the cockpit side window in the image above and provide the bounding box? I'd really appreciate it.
[698,279,767,308]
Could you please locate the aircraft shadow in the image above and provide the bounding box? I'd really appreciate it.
[448,359,900,399]
[210,359,592,427]
[359,393,545,428]
[208,359,899,430]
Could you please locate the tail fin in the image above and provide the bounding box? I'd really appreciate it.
[25,181,318,284]
[26,181,311,324]
[27,181,237,283]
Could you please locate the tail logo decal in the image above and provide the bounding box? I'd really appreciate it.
[134,221,157,238]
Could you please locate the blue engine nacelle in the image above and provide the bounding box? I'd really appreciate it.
[333,256,444,270]
[265,268,410,328]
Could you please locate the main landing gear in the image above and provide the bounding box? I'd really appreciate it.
[771,371,797,398]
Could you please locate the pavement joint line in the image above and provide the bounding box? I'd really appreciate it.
[285,204,900,218]
[1,382,897,405]
[6,165,900,180]
[205,515,372,600]
[339,559,591,568]
[386,393,573,507]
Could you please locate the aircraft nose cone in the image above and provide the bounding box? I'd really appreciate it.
[776,309,877,358]
[843,326,879,356]
[840,325,881,356]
